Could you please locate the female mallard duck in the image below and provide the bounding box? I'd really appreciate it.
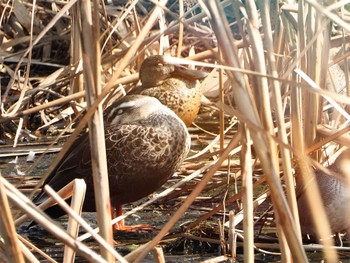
[136,55,207,126]
[33,95,191,230]
[297,149,350,242]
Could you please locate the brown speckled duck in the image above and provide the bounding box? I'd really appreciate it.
[297,149,350,241]
[33,95,190,230]
[136,55,207,126]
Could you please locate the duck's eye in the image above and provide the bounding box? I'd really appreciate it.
[111,101,135,117]
[107,105,132,124]
[115,106,131,115]
[116,108,124,115]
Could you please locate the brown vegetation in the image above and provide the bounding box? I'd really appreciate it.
[1,0,350,262]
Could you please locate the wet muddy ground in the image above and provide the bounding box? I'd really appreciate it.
[2,118,350,262]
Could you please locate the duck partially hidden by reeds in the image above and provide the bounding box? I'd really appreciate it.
[32,95,191,230]
[134,55,207,127]
[297,149,350,243]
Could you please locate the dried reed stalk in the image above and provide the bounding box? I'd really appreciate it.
[1,176,106,263]
[43,184,127,263]
[1,0,78,117]
[62,179,86,262]
[260,0,299,235]
[2,0,350,261]
[205,0,307,261]
[241,126,254,261]
[291,2,341,261]
[228,210,237,259]
[0,176,24,263]
[15,180,77,227]
[78,0,114,260]
[17,229,54,262]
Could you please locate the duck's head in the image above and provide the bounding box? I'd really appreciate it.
[139,55,207,87]
[105,95,179,126]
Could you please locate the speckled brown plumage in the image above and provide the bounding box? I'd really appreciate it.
[297,150,350,238]
[33,95,190,224]
[137,55,207,126]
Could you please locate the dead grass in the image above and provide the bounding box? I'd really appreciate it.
[1,0,350,262]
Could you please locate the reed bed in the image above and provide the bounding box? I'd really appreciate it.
[1,0,350,262]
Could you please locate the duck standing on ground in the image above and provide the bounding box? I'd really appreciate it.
[32,95,191,230]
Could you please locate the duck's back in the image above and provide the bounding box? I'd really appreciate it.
[298,162,350,236]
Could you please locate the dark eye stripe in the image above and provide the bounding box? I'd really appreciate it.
[107,107,129,122]
[106,101,137,123]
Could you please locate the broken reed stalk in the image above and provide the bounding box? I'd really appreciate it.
[44,184,127,263]
[16,177,119,261]
[15,180,76,227]
[158,1,169,55]
[62,179,86,263]
[314,125,350,151]
[1,176,106,263]
[241,126,254,262]
[70,2,83,99]
[224,190,271,229]
[0,176,24,263]
[202,255,229,263]
[78,0,114,260]
[228,210,237,260]
[17,235,52,263]
[218,220,226,255]
[17,235,44,263]
[219,50,225,151]
[176,0,184,58]
[151,246,165,263]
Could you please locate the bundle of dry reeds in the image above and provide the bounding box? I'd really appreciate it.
[1,0,350,262]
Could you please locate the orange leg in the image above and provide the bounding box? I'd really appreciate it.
[111,205,156,232]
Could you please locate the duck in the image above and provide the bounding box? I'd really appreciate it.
[297,149,350,243]
[32,95,191,230]
[134,55,207,126]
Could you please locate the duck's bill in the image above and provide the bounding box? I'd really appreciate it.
[173,65,208,80]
